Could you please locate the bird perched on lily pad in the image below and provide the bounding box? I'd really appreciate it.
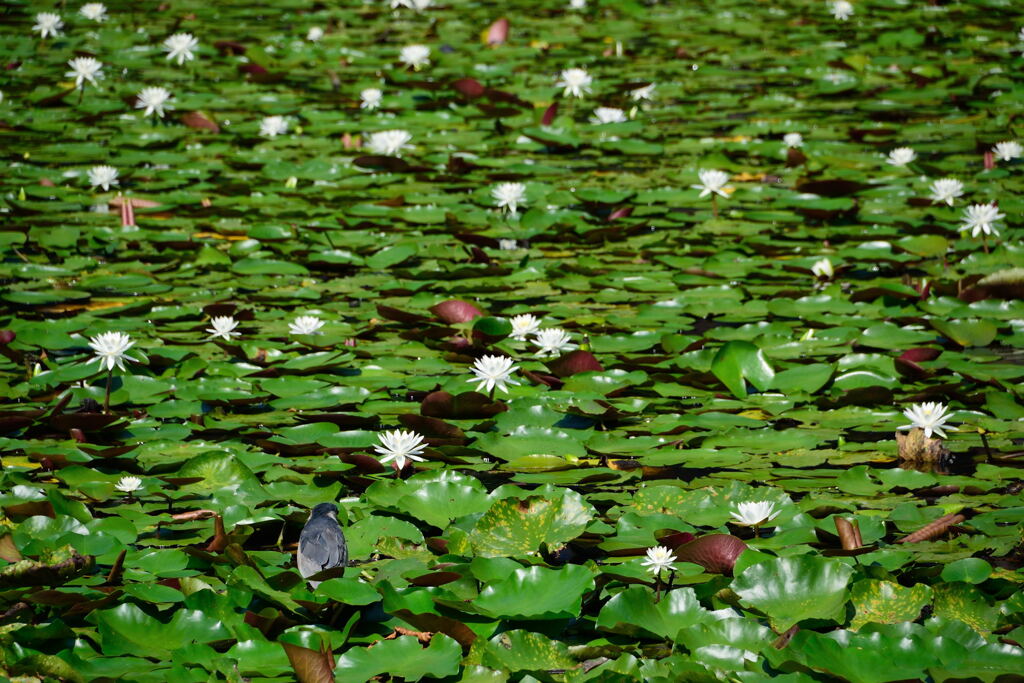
[297,503,347,588]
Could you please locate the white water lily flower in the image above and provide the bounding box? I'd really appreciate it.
[136,86,173,118]
[366,129,413,156]
[533,328,577,357]
[88,331,141,372]
[306,26,324,42]
[360,87,383,110]
[811,257,833,279]
[590,107,627,124]
[33,12,63,38]
[897,402,957,439]
[492,182,527,215]
[87,165,119,191]
[498,239,518,250]
[509,314,542,341]
[886,147,916,167]
[992,141,1022,162]
[783,132,804,148]
[556,68,593,98]
[568,0,587,9]
[80,3,107,21]
[260,115,289,138]
[693,169,731,198]
[66,57,103,89]
[164,32,198,65]
[630,83,655,101]
[468,355,520,394]
[392,0,433,10]
[289,315,324,335]
[831,0,853,20]
[373,429,427,469]
[730,501,780,526]
[928,178,964,206]
[399,44,430,69]
[206,316,240,341]
[115,475,142,493]
[960,203,1004,238]
[640,546,675,577]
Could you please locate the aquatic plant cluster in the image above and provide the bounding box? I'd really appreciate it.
[0,0,1022,680]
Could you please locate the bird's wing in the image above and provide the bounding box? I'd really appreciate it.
[298,524,348,577]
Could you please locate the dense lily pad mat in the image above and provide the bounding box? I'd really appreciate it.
[1,0,1024,680]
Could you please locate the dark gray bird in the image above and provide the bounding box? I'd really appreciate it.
[297,503,348,588]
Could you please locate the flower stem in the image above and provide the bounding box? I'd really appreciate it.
[78,84,85,105]
[712,195,719,219]
[103,369,112,413]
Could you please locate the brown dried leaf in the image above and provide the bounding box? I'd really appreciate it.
[180,111,220,133]
[896,428,949,463]
[0,534,23,563]
[282,641,335,683]
[897,513,965,544]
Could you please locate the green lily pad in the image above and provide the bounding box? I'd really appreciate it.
[711,341,775,399]
[733,555,853,631]
[849,579,932,631]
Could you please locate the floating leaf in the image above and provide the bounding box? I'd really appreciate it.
[597,586,710,640]
[733,556,853,631]
[334,635,461,682]
[930,319,997,348]
[464,490,593,557]
[711,341,775,399]
[475,564,594,618]
[430,300,485,324]
[849,579,931,631]
[483,630,574,673]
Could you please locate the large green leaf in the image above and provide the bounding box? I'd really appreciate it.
[782,627,945,683]
[733,555,853,631]
[932,582,998,633]
[472,427,589,462]
[482,630,575,673]
[939,558,991,585]
[597,586,711,640]
[88,603,230,659]
[930,319,998,348]
[334,634,461,681]
[475,564,595,618]
[461,490,594,557]
[711,341,775,399]
[176,451,261,493]
[849,579,931,631]
[395,480,493,528]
